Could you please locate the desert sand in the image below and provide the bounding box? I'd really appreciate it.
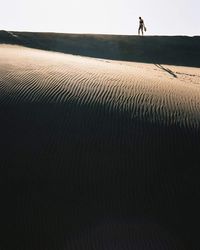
[0,42,200,250]
[1,30,200,67]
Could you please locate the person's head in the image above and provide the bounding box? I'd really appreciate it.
[139,17,141,19]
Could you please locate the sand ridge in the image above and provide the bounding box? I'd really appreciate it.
[0,45,200,127]
[1,31,200,67]
[0,44,200,250]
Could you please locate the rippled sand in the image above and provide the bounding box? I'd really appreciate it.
[0,45,200,250]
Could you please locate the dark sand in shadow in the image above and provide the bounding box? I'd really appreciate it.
[0,30,200,67]
[0,44,200,250]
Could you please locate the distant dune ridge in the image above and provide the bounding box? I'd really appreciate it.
[0,35,200,250]
[0,30,200,67]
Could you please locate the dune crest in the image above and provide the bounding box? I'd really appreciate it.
[0,45,200,250]
[1,31,200,67]
[1,45,200,127]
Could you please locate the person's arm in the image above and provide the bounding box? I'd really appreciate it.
[144,22,146,31]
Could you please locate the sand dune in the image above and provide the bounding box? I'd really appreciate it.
[1,30,200,67]
[0,44,200,250]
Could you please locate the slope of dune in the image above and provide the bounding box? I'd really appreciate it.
[0,44,200,250]
[0,30,200,67]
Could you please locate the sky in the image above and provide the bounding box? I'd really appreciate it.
[1,0,199,36]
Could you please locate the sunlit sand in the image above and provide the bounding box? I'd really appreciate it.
[0,40,200,250]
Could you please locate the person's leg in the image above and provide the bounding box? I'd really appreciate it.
[138,26,141,35]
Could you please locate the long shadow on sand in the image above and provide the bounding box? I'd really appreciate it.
[155,64,177,78]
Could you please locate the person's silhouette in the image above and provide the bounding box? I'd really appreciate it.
[138,17,146,35]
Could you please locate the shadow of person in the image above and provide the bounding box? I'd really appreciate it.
[155,64,177,78]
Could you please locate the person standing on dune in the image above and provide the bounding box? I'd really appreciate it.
[138,17,146,35]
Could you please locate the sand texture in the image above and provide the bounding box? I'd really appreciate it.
[0,44,200,250]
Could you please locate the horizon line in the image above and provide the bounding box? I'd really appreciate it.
[1,30,199,38]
